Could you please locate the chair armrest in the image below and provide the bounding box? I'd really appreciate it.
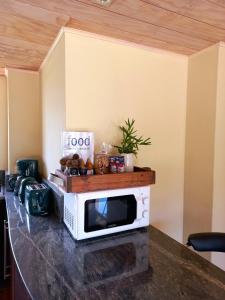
[187,232,225,252]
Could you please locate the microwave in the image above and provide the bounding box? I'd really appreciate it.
[64,186,150,240]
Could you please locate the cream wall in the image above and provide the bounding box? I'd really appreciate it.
[64,30,188,242]
[7,69,41,173]
[211,45,225,269]
[184,44,225,269]
[184,45,218,252]
[0,76,8,170]
[40,35,65,177]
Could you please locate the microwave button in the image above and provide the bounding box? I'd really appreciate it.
[142,197,148,205]
[142,209,148,218]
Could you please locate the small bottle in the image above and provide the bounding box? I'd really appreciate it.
[118,163,125,173]
[110,162,117,173]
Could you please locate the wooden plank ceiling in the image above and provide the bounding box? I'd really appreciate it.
[0,0,225,70]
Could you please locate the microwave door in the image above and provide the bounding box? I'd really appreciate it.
[84,195,137,232]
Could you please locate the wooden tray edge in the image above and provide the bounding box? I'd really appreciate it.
[55,167,155,193]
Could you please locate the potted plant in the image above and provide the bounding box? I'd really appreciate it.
[114,118,151,172]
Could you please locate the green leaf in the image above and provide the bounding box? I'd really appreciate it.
[114,118,152,156]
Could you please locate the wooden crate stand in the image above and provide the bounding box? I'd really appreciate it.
[55,167,155,193]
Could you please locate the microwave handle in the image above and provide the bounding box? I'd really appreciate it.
[136,198,143,220]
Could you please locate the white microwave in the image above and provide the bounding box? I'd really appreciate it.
[63,186,150,240]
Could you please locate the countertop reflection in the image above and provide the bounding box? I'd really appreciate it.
[5,192,225,300]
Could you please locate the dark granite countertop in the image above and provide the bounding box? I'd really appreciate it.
[5,192,225,300]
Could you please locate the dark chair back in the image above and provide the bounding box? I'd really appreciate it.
[0,170,5,195]
[187,232,225,253]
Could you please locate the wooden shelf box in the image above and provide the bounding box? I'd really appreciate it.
[55,167,155,193]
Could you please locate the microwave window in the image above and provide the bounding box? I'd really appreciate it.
[84,194,137,232]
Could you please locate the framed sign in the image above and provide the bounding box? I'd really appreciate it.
[62,132,94,163]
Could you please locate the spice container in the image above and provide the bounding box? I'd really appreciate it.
[109,156,125,173]
[94,143,112,175]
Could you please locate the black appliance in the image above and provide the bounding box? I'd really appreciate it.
[0,170,10,283]
[0,195,6,282]
[12,159,39,204]
[25,183,50,216]
[6,159,39,203]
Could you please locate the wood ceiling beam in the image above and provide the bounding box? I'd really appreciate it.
[0,0,69,26]
[67,18,195,55]
[0,0,225,69]
[0,68,6,75]
[208,0,225,9]
[79,0,225,42]
[143,0,225,30]
[0,36,48,70]
[0,12,60,46]
[17,0,213,52]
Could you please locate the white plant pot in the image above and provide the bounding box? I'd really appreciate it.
[122,153,134,172]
